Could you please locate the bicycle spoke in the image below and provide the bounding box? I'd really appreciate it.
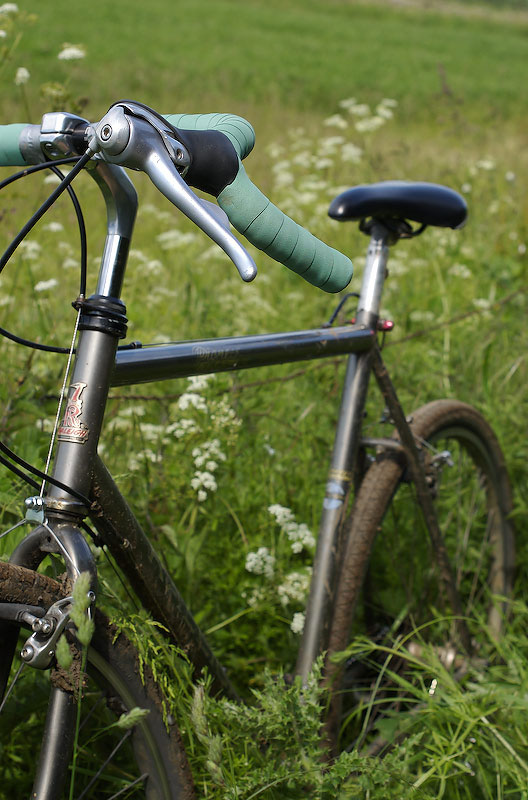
[75,728,133,800]
[0,662,25,714]
[107,774,149,800]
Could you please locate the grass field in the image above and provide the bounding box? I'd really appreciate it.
[1,0,528,796]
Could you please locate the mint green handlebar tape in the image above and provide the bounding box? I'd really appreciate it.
[218,163,353,292]
[164,113,255,160]
[0,124,28,166]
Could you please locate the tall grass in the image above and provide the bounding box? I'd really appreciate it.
[0,0,527,796]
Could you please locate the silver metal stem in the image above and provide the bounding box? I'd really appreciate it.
[88,162,138,298]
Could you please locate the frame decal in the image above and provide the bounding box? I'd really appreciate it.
[57,382,89,444]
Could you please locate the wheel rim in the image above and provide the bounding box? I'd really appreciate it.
[0,628,173,799]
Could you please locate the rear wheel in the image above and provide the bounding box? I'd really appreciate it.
[0,561,194,799]
[325,400,515,750]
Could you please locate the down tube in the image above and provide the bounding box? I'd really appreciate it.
[295,349,372,682]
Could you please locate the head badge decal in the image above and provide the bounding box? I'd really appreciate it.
[57,382,89,444]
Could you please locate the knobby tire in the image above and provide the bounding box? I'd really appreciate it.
[325,399,515,751]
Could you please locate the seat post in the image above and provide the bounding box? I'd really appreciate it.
[356,220,393,326]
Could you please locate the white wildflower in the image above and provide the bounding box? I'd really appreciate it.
[263,443,275,456]
[519,243,526,255]
[461,183,472,194]
[297,191,317,206]
[266,142,283,159]
[380,98,398,108]
[129,449,162,469]
[376,104,393,120]
[341,143,363,163]
[409,310,435,323]
[43,173,62,185]
[318,135,345,156]
[323,114,348,129]
[0,3,18,14]
[473,298,491,311]
[129,249,147,262]
[299,178,328,193]
[0,29,7,38]
[14,66,29,85]
[106,416,132,432]
[191,470,217,493]
[290,612,305,635]
[292,150,312,167]
[448,263,472,280]
[338,97,358,111]
[167,418,198,438]
[268,505,315,554]
[57,43,86,60]
[243,586,265,608]
[119,404,146,417]
[274,171,294,188]
[146,259,163,273]
[209,397,241,429]
[156,229,199,250]
[197,490,207,502]
[277,570,311,607]
[144,448,162,463]
[245,547,275,579]
[34,278,58,292]
[39,418,55,433]
[187,374,212,392]
[42,221,63,232]
[19,240,41,259]
[285,521,316,553]
[315,157,334,170]
[475,157,495,171]
[139,423,166,442]
[177,392,207,412]
[268,504,295,526]
[505,171,515,182]
[272,159,292,174]
[203,439,226,461]
[348,103,370,117]
[62,257,78,269]
[355,116,385,133]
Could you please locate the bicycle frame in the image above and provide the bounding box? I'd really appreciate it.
[7,158,410,796]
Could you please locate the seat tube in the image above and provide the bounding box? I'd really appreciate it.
[296,222,391,681]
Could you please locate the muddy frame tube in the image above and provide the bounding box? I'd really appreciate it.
[93,322,377,698]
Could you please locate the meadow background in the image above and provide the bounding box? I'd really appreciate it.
[1,0,528,796]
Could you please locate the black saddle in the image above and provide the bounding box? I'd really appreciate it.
[328,181,467,229]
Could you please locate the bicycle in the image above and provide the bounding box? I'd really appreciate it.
[0,100,515,798]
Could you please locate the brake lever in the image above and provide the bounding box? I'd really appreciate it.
[86,103,257,282]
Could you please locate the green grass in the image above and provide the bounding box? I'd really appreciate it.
[3,0,528,128]
[1,0,528,796]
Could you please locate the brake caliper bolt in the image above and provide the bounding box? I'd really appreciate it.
[40,619,54,635]
[20,645,34,662]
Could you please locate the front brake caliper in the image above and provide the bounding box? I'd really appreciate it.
[19,596,72,670]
